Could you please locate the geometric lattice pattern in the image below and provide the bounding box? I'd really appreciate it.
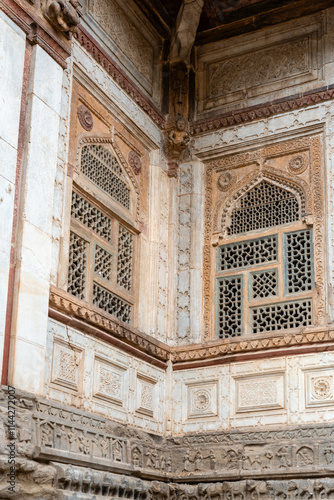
[252,300,312,334]
[228,181,300,235]
[117,226,133,290]
[285,229,313,294]
[92,283,132,323]
[217,276,243,339]
[218,235,277,271]
[67,232,87,300]
[71,192,112,242]
[94,245,112,281]
[251,270,278,299]
[81,145,130,209]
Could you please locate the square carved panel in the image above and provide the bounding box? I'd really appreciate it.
[305,368,334,407]
[93,358,126,406]
[187,382,218,419]
[235,373,285,413]
[136,377,156,417]
[51,342,82,391]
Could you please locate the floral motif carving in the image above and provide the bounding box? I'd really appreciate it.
[311,377,333,400]
[217,171,236,191]
[77,105,93,131]
[128,151,142,175]
[288,154,308,174]
[192,390,210,411]
[141,384,154,411]
[59,350,77,383]
[191,86,334,135]
[99,367,122,400]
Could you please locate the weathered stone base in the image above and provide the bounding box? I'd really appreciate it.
[1,386,334,498]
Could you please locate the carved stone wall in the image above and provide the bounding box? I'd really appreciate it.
[172,352,334,435]
[1,386,334,498]
[46,319,166,434]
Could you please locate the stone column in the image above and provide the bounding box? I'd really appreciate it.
[0,13,26,377]
[8,44,64,393]
[175,159,205,344]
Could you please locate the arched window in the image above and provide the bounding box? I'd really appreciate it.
[215,180,314,339]
[67,141,136,325]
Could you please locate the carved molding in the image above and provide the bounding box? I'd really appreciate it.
[49,285,334,367]
[191,85,334,135]
[49,286,170,365]
[74,26,165,129]
[3,389,334,485]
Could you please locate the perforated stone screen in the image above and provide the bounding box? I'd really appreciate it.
[218,235,278,271]
[228,181,299,235]
[217,276,243,339]
[92,283,132,324]
[68,232,87,300]
[216,227,314,338]
[81,144,130,209]
[71,191,112,242]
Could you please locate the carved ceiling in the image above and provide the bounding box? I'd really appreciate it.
[133,0,334,43]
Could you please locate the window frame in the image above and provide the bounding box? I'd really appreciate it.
[65,139,139,326]
[215,214,315,339]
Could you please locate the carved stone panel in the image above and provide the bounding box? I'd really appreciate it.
[305,368,334,407]
[93,358,126,406]
[51,342,82,391]
[234,373,285,413]
[187,382,218,419]
[196,20,322,115]
[136,377,156,418]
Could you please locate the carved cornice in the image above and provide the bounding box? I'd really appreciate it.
[75,26,165,130]
[0,0,71,68]
[49,286,170,366]
[50,286,334,369]
[190,85,334,135]
[171,328,334,365]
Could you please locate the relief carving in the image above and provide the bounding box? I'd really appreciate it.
[167,116,190,178]
[203,135,323,343]
[46,0,80,35]
[77,105,94,131]
[128,151,142,175]
[208,37,309,100]
[90,0,154,84]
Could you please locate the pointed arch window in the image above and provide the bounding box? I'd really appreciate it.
[215,180,314,339]
[67,142,136,325]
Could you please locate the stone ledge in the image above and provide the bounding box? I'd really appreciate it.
[49,286,334,368]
